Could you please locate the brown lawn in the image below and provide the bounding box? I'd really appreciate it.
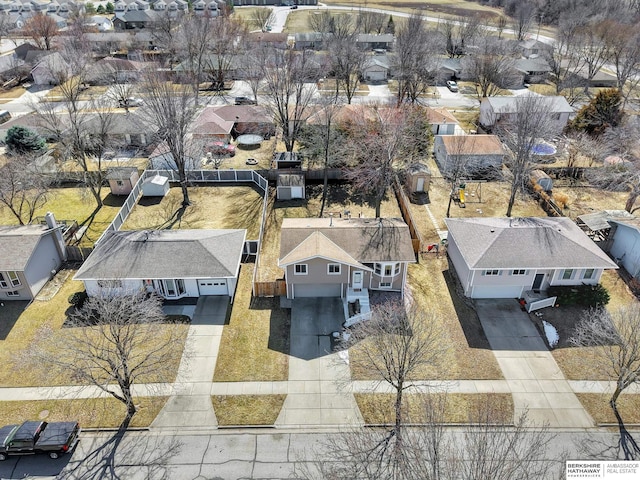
[576,394,640,425]
[211,395,286,425]
[121,185,264,238]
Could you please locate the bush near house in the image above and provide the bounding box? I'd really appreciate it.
[548,284,610,308]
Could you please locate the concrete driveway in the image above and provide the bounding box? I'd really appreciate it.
[475,299,594,428]
[290,298,343,360]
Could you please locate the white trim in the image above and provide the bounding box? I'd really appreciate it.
[294,264,308,275]
[327,263,341,275]
[582,268,595,280]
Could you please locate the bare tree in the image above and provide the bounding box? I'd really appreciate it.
[23,13,59,50]
[452,404,561,480]
[307,10,334,34]
[497,94,556,217]
[140,69,200,207]
[603,21,640,102]
[439,16,480,58]
[28,290,185,426]
[463,36,518,98]
[251,7,272,31]
[571,305,640,459]
[178,12,216,106]
[261,48,319,152]
[510,2,536,41]
[573,20,612,92]
[326,18,366,104]
[150,9,185,67]
[440,135,478,218]
[237,46,267,104]
[202,15,246,93]
[0,14,12,48]
[0,154,50,225]
[344,299,449,454]
[357,11,387,34]
[394,14,442,106]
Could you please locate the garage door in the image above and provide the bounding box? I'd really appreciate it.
[471,285,523,299]
[198,279,228,295]
[294,284,341,298]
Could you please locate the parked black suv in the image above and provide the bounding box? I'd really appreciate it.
[234,96,257,105]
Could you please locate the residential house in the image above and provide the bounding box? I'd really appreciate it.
[113,9,157,29]
[607,219,640,280]
[82,111,153,147]
[247,32,288,50]
[85,56,149,84]
[191,106,234,142]
[293,32,327,50]
[514,57,552,85]
[193,105,274,139]
[434,134,506,178]
[518,39,552,59]
[84,15,114,31]
[0,213,67,301]
[233,0,316,5]
[356,34,394,51]
[479,95,573,134]
[426,107,461,135]
[0,112,51,142]
[30,51,69,85]
[75,229,246,301]
[361,55,390,82]
[445,217,618,299]
[437,57,462,82]
[278,217,416,299]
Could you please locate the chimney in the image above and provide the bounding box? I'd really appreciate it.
[45,212,68,262]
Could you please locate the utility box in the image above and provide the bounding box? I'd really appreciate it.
[405,163,431,193]
[107,167,139,196]
[141,175,169,197]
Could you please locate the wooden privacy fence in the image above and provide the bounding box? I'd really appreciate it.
[66,246,94,262]
[253,280,287,297]
[393,177,423,255]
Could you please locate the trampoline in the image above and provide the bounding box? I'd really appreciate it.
[236,134,263,148]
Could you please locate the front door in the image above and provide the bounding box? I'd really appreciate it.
[416,177,425,192]
[532,273,545,291]
[352,270,363,290]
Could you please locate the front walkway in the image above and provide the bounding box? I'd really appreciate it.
[475,299,594,428]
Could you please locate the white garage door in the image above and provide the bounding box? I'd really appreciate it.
[291,187,304,199]
[471,285,523,299]
[198,279,228,295]
[294,284,341,298]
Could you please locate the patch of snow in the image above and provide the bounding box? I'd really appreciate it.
[338,350,349,365]
[543,320,559,349]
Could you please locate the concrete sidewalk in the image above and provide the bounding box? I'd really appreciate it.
[475,299,595,428]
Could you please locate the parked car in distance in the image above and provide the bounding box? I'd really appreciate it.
[0,420,80,461]
[446,81,459,92]
[290,4,298,8]
[234,96,257,105]
[119,97,144,108]
[245,158,258,165]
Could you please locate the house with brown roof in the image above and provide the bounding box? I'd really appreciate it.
[278,217,416,305]
[426,107,461,135]
[191,105,275,141]
[434,134,506,178]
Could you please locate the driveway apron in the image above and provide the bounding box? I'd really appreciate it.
[276,298,364,428]
[475,299,594,428]
[151,296,228,429]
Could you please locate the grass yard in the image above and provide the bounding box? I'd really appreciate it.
[576,394,640,425]
[549,185,631,221]
[0,269,189,388]
[425,173,546,232]
[211,395,286,425]
[256,183,403,282]
[0,86,26,103]
[213,265,289,382]
[355,393,513,424]
[121,185,264,238]
[213,135,276,171]
[450,107,479,133]
[0,187,123,247]
[351,259,504,381]
[552,270,640,381]
[0,397,167,429]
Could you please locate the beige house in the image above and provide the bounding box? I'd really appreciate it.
[434,134,506,177]
[278,217,416,300]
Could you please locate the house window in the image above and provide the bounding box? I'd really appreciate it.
[484,270,500,276]
[328,264,341,275]
[116,180,124,186]
[379,281,392,289]
[6,291,19,297]
[583,268,595,280]
[374,262,400,276]
[294,264,308,275]
[157,279,186,298]
[562,269,574,280]
[511,269,526,276]
[3,271,21,287]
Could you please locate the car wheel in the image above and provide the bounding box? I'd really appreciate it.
[49,452,59,459]
[0,452,7,461]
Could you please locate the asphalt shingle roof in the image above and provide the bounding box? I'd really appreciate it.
[74,229,246,280]
[279,217,415,265]
[445,217,618,270]
[0,225,49,271]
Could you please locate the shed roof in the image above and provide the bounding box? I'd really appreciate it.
[484,95,573,114]
[445,217,618,270]
[74,229,246,280]
[439,134,505,156]
[577,210,634,232]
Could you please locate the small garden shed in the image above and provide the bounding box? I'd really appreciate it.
[107,167,139,196]
[141,174,170,197]
[405,163,431,194]
[277,173,305,200]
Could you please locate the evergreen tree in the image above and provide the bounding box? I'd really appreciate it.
[5,126,45,154]
[386,15,395,34]
[569,89,623,136]
[105,2,114,13]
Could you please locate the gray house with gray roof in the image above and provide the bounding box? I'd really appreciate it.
[445,217,618,299]
[74,229,246,301]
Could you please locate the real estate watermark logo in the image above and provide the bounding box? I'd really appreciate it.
[566,461,640,479]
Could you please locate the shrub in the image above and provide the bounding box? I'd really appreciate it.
[68,291,88,309]
[548,284,610,307]
[5,125,45,154]
[553,192,570,208]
